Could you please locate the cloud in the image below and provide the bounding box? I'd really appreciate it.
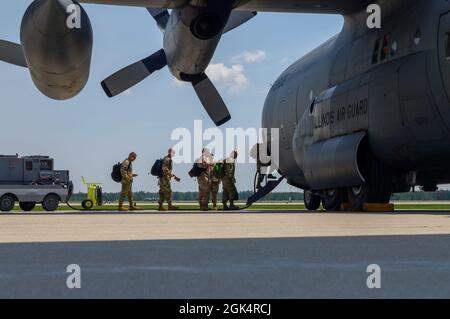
[206,63,249,95]
[173,78,188,87]
[278,57,294,66]
[231,50,266,64]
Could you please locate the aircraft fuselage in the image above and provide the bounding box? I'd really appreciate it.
[263,0,450,197]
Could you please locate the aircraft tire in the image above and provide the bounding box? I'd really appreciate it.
[322,188,346,211]
[304,190,321,211]
[347,153,392,211]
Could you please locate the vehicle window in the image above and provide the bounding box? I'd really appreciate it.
[25,161,33,171]
[372,38,381,64]
[40,160,53,171]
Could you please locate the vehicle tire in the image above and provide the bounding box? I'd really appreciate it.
[0,194,15,212]
[81,199,94,210]
[347,152,392,211]
[304,190,321,211]
[19,202,36,212]
[42,194,60,212]
[322,188,346,211]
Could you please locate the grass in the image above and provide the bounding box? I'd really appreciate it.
[8,202,450,212]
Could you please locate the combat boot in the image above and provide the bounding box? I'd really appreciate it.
[223,203,230,211]
[129,201,139,211]
[229,201,239,210]
[168,202,178,211]
[118,201,128,212]
[158,202,167,212]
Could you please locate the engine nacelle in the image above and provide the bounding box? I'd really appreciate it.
[20,0,93,100]
[163,3,232,79]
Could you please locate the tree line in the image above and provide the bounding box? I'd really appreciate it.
[69,190,450,202]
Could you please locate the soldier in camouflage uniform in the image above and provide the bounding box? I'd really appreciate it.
[196,148,214,211]
[158,148,180,211]
[119,152,137,212]
[222,151,239,211]
[209,155,222,210]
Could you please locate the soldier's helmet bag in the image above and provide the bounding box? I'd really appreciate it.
[151,159,163,177]
[111,163,123,183]
[188,163,205,178]
[214,161,226,178]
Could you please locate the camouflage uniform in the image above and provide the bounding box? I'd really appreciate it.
[210,164,222,208]
[159,156,173,203]
[197,154,213,210]
[119,159,134,206]
[222,157,238,209]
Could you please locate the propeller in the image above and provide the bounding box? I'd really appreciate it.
[0,39,27,68]
[147,8,170,32]
[191,73,231,126]
[101,49,166,97]
[101,9,256,126]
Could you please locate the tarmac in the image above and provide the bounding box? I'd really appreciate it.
[1,209,450,298]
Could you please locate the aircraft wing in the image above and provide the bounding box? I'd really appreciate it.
[234,0,368,14]
[80,0,368,14]
[79,0,184,8]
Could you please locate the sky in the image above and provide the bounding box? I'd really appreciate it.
[0,1,343,193]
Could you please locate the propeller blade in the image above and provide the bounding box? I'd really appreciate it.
[0,40,27,67]
[101,49,167,97]
[191,74,231,126]
[147,8,170,32]
[223,11,257,33]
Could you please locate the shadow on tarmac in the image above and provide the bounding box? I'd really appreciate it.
[3,209,450,216]
[1,234,450,298]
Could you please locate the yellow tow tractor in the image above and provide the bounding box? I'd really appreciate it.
[80,176,103,210]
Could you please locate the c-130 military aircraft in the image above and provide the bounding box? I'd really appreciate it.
[1,0,450,211]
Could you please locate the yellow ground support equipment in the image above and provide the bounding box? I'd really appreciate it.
[341,202,395,212]
[81,176,103,210]
[363,203,395,212]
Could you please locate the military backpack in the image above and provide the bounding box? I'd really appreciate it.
[151,159,163,177]
[188,163,205,178]
[111,162,123,183]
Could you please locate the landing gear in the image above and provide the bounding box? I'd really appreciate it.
[304,190,321,211]
[322,188,346,211]
[304,152,393,212]
[346,153,392,211]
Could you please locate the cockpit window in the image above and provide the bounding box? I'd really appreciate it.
[380,33,391,61]
[372,38,381,64]
[446,31,450,60]
[310,98,316,115]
